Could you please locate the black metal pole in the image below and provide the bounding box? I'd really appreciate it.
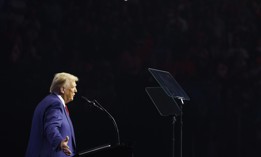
[172,116,177,157]
[180,104,183,157]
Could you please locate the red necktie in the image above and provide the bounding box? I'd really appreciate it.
[65,105,70,116]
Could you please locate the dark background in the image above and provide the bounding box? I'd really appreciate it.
[1,0,261,157]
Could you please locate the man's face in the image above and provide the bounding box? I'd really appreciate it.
[63,81,77,104]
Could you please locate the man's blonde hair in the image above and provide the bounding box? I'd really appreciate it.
[50,72,79,93]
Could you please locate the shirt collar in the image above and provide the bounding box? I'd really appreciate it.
[53,92,65,107]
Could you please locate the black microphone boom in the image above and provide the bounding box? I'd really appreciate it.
[81,96,121,145]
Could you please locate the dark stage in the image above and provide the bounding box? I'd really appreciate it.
[1,0,261,157]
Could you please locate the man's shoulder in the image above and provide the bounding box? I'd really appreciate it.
[42,93,59,101]
[39,93,62,107]
[34,94,62,114]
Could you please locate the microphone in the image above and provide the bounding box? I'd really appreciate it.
[81,96,103,110]
[81,96,121,145]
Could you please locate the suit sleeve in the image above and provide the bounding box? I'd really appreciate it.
[43,102,64,151]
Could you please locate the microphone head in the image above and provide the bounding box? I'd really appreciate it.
[81,96,92,103]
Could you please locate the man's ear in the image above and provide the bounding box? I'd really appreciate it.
[60,87,65,94]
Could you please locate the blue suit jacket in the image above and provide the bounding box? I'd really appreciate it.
[25,93,76,157]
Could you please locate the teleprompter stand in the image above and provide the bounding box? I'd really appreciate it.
[146,68,190,157]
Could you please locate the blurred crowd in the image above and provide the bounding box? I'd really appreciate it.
[1,0,261,157]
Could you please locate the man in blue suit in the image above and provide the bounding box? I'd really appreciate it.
[25,72,79,157]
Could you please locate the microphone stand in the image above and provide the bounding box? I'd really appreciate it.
[81,96,121,146]
[176,97,184,157]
